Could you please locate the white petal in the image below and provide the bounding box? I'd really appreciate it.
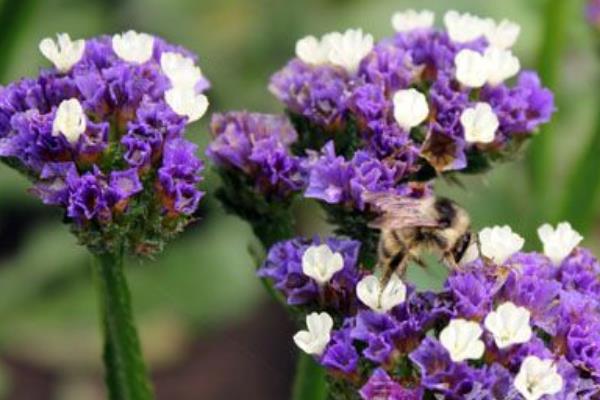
[112,30,154,64]
[514,356,563,400]
[165,88,209,123]
[302,244,344,285]
[537,222,583,265]
[52,98,87,144]
[39,33,85,73]
[293,312,333,356]
[356,275,382,312]
[380,274,407,312]
[391,9,435,32]
[484,47,520,86]
[295,35,328,65]
[479,225,524,265]
[455,49,489,88]
[485,19,521,49]
[444,10,488,43]
[440,319,484,362]
[393,88,429,130]
[484,302,532,349]
[460,102,499,144]
[160,52,203,89]
[326,28,373,73]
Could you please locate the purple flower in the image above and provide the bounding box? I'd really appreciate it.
[359,368,422,400]
[321,326,359,374]
[587,0,600,28]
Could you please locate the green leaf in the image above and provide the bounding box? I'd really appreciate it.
[292,353,328,400]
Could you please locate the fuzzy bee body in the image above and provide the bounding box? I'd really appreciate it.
[368,195,477,284]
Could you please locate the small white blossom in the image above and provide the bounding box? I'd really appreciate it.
[460,102,499,144]
[112,30,154,64]
[484,302,532,349]
[326,28,373,73]
[444,10,487,43]
[164,88,209,123]
[537,222,583,265]
[52,98,86,144]
[356,274,407,313]
[160,52,203,89]
[39,33,85,73]
[439,319,485,362]
[392,89,429,130]
[484,47,520,86]
[302,244,344,285]
[455,49,488,88]
[391,9,435,32]
[485,19,521,49]
[479,225,525,265]
[514,356,563,400]
[293,312,333,356]
[295,35,329,65]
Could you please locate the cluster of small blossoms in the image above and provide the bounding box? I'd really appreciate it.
[259,222,600,399]
[268,9,554,208]
[0,31,209,255]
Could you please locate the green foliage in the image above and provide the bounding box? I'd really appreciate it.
[292,353,328,400]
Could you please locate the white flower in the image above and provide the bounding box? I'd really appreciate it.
[537,222,583,265]
[444,10,487,43]
[295,35,329,65]
[392,89,429,130]
[160,52,203,89]
[326,28,373,73]
[484,47,520,86]
[460,102,499,144]
[514,356,563,400]
[356,274,407,313]
[455,49,488,88]
[52,98,86,144]
[479,225,525,265]
[485,19,521,49]
[439,319,485,362]
[164,88,209,123]
[293,312,333,356]
[391,9,435,32]
[302,244,344,285]
[39,33,85,73]
[112,30,154,64]
[484,302,532,349]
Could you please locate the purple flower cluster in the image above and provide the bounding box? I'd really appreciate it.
[207,112,304,199]
[0,32,208,255]
[262,232,600,399]
[587,0,600,28]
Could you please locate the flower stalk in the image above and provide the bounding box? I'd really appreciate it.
[92,249,154,400]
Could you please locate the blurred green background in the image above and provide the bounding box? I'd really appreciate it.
[0,0,597,398]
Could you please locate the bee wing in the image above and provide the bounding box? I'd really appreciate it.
[365,193,440,230]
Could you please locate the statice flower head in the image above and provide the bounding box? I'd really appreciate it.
[0,31,209,256]
[266,221,600,398]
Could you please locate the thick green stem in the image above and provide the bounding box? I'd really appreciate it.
[92,250,154,400]
[528,0,571,203]
[292,352,328,400]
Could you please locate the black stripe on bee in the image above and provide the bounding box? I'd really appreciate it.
[452,231,472,263]
[434,197,456,228]
[389,250,407,273]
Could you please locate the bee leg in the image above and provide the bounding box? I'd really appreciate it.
[381,250,409,288]
[413,257,429,270]
[442,252,463,272]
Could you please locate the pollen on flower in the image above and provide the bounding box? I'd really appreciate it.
[112,30,155,64]
[39,33,85,73]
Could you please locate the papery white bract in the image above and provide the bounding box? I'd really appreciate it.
[165,88,209,123]
[484,302,532,349]
[455,49,488,88]
[293,312,333,356]
[39,33,85,73]
[112,30,154,64]
[392,88,429,131]
[514,356,563,400]
[52,98,87,144]
[302,244,344,285]
[485,19,521,49]
[460,102,499,144]
[326,28,373,73]
[391,9,435,32]
[356,274,406,313]
[160,52,203,89]
[444,10,487,43]
[439,319,485,362]
[295,35,329,65]
[537,222,583,265]
[479,225,525,265]
[484,47,520,86]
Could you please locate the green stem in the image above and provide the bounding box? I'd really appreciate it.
[0,0,40,81]
[528,0,571,202]
[292,352,328,400]
[558,109,600,233]
[92,250,154,400]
